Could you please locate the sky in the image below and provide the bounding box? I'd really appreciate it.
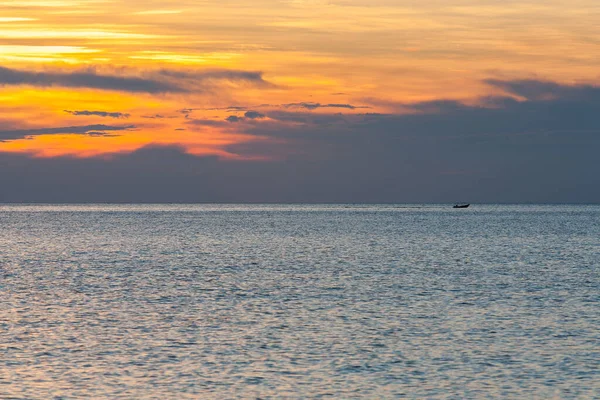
[0,0,599,202]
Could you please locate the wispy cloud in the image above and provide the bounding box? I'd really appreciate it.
[0,124,134,140]
[226,115,243,123]
[283,102,370,110]
[65,110,131,118]
[141,114,178,119]
[244,111,266,119]
[0,66,182,93]
[0,66,272,94]
[156,69,273,87]
[225,111,267,123]
[187,119,228,127]
[178,102,368,119]
[485,79,600,101]
[1,79,599,202]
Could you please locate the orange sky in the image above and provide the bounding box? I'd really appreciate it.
[1,0,599,158]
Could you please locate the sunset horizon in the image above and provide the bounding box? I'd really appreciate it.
[1,0,599,202]
[2,2,600,398]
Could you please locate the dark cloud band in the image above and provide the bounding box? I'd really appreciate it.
[0,66,181,93]
[65,110,131,118]
[0,124,135,140]
[0,66,271,94]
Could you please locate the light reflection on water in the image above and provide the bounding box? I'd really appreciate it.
[0,204,599,398]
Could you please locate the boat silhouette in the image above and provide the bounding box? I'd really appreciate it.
[453,203,470,209]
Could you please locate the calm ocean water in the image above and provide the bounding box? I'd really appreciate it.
[0,204,599,399]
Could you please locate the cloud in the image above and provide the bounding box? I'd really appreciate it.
[223,111,267,123]
[283,102,369,110]
[244,111,266,119]
[65,110,130,118]
[0,66,182,93]
[485,79,600,102]
[0,65,273,94]
[187,118,228,127]
[157,69,272,87]
[178,106,249,115]
[179,103,367,117]
[0,79,599,203]
[141,114,178,119]
[226,115,243,123]
[219,79,600,202]
[263,110,347,124]
[0,129,596,203]
[219,106,250,111]
[0,124,134,140]
[85,132,122,137]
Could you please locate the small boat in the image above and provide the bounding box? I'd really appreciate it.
[453,203,470,209]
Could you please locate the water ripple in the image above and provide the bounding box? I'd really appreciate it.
[0,204,599,398]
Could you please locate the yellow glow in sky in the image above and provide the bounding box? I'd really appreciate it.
[0,0,598,158]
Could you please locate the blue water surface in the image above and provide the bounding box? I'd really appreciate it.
[0,204,599,398]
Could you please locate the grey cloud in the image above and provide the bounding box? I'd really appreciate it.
[85,132,122,137]
[283,102,369,110]
[485,79,600,101]
[244,111,266,119]
[408,100,474,114]
[157,69,272,87]
[142,114,178,119]
[0,132,596,203]
[224,79,600,202]
[0,66,182,93]
[0,124,135,140]
[185,106,249,113]
[227,106,250,111]
[65,110,130,118]
[187,119,228,127]
[264,110,347,124]
[182,102,367,115]
[0,66,273,94]
[224,106,250,111]
[222,111,266,123]
[0,79,598,203]
[226,116,243,123]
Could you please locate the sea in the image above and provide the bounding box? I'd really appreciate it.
[0,204,598,399]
